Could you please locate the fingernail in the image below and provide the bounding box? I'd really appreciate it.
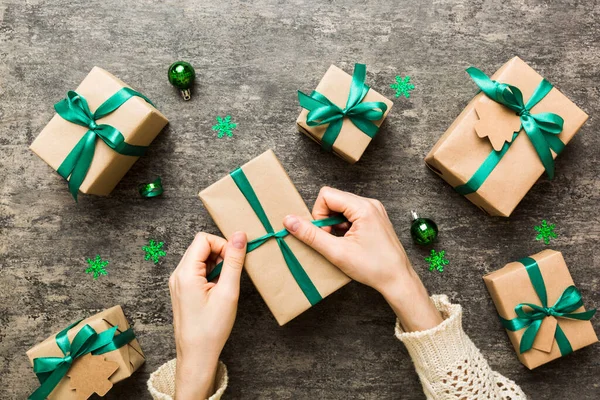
[231,231,246,249]
[284,215,300,232]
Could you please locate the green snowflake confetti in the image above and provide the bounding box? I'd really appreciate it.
[212,115,237,138]
[425,249,449,272]
[390,75,415,98]
[143,240,167,264]
[85,255,109,279]
[534,220,557,245]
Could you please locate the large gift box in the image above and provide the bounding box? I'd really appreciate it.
[425,57,588,217]
[26,305,144,399]
[199,149,351,325]
[297,64,393,164]
[483,249,597,369]
[30,67,168,200]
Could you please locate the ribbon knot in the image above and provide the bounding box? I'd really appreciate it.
[298,64,388,152]
[500,257,596,355]
[29,321,136,400]
[465,67,565,180]
[54,87,155,201]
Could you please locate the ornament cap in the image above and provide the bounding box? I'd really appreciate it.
[411,210,419,221]
[180,88,191,101]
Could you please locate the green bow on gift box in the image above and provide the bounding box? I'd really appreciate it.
[500,257,596,355]
[455,67,566,195]
[29,320,135,400]
[54,87,154,201]
[298,63,388,152]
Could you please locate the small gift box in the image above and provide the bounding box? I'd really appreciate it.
[483,249,597,369]
[199,149,351,325]
[26,305,144,399]
[425,57,588,217]
[297,64,393,163]
[30,67,169,200]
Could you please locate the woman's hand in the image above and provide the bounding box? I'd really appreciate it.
[283,187,442,332]
[169,231,247,400]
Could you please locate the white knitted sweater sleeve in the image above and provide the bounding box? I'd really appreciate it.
[147,359,228,400]
[395,295,527,400]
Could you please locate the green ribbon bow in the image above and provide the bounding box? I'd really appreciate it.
[55,87,154,201]
[455,67,565,195]
[29,320,135,400]
[298,63,388,151]
[500,257,596,355]
[206,167,347,305]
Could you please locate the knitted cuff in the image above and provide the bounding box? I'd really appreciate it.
[394,294,470,371]
[147,358,228,400]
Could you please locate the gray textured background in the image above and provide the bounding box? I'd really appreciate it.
[1,0,599,399]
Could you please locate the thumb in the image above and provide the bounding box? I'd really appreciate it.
[283,215,340,262]
[218,231,247,292]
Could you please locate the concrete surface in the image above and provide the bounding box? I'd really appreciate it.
[1,0,599,398]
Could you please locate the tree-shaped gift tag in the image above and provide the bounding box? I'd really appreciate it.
[67,353,119,399]
[474,98,522,151]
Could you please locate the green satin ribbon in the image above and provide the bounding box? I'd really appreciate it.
[29,320,135,400]
[499,257,596,355]
[206,167,347,306]
[55,87,154,201]
[298,63,388,151]
[138,177,164,198]
[455,67,565,195]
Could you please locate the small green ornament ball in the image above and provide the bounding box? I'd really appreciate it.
[168,61,195,100]
[410,211,438,245]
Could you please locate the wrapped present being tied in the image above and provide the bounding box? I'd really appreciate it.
[26,305,144,400]
[425,57,588,217]
[30,67,169,200]
[483,249,597,369]
[297,63,393,164]
[199,149,351,325]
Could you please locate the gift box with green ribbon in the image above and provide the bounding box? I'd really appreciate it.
[199,149,351,325]
[297,64,393,164]
[483,249,597,369]
[26,305,145,399]
[425,57,588,217]
[30,67,168,201]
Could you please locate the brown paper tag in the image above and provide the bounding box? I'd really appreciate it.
[474,100,522,151]
[67,354,119,400]
[531,316,558,353]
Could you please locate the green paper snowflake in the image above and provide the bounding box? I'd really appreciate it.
[143,240,166,264]
[85,255,109,279]
[534,220,557,245]
[425,249,449,272]
[390,75,415,98]
[212,115,237,138]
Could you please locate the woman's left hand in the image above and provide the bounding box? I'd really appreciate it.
[169,231,247,400]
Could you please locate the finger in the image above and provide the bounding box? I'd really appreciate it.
[218,231,247,293]
[312,186,368,223]
[283,215,341,262]
[178,233,227,277]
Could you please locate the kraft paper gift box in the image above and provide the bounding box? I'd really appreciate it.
[26,305,145,399]
[297,64,393,164]
[199,149,351,325]
[30,67,168,199]
[483,249,597,369]
[425,57,588,217]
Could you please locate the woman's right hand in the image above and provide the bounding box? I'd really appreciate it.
[283,187,443,331]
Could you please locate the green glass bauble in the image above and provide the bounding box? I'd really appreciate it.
[410,211,438,245]
[168,61,196,100]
